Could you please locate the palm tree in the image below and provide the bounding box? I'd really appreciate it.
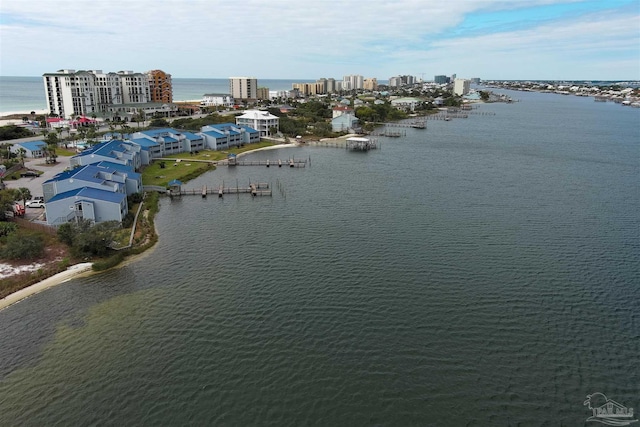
[17,147,27,167]
[47,145,58,164]
[120,123,131,139]
[16,187,32,207]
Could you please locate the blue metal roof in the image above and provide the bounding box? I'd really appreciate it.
[130,138,159,148]
[240,126,258,133]
[95,160,140,179]
[139,128,176,137]
[181,131,203,141]
[74,140,127,157]
[45,164,127,187]
[47,187,126,204]
[202,130,223,137]
[17,141,47,151]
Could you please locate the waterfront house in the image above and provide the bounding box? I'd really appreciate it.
[331,113,360,133]
[46,186,128,226]
[390,97,421,112]
[332,105,354,118]
[235,110,279,137]
[200,123,260,150]
[10,141,47,158]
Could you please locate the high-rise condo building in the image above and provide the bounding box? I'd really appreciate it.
[434,75,448,84]
[148,69,173,103]
[229,77,258,100]
[454,78,470,96]
[43,69,172,118]
[342,75,364,91]
[363,78,378,91]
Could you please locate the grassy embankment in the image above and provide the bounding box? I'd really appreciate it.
[141,141,276,187]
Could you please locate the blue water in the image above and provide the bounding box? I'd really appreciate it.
[0,76,314,114]
[0,89,638,425]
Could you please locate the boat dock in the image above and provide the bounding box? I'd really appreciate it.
[219,157,307,168]
[346,137,377,151]
[169,182,273,197]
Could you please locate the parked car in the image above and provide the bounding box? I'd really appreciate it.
[13,204,25,216]
[25,200,45,208]
[20,171,39,178]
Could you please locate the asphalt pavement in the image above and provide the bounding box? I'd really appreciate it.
[4,155,71,221]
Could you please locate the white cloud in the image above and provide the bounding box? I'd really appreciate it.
[0,0,637,79]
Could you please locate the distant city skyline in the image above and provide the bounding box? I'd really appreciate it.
[0,0,638,80]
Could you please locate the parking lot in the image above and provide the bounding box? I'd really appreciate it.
[4,155,71,222]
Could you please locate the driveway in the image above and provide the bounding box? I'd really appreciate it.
[4,155,71,199]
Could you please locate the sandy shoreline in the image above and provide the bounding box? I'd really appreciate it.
[236,142,299,157]
[0,263,94,311]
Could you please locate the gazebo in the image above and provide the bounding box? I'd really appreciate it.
[168,179,182,196]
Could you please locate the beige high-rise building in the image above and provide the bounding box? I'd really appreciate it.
[364,78,378,91]
[454,78,470,96]
[229,77,258,100]
[292,83,317,96]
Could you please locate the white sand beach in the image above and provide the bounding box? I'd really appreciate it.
[235,142,299,158]
[0,109,47,127]
[0,263,94,311]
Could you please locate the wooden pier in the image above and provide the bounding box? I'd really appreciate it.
[219,158,307,168]
[370,128,406,137]
[169,182,272,197]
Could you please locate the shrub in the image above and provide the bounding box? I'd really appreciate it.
[128,192,143,204]
[2,233,44,260]
[0,222,17,237]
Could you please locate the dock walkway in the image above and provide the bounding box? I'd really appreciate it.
[169,182,272,197]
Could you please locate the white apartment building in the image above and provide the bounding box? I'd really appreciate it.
[43,69,160,118]
[342,75,364,91]
[201,93,234,107]
[118,70,151,104]
[235,110,279,137]
[454,78,471,96]
[229,77,257,100]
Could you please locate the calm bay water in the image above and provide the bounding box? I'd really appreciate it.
[0,90,638,425]
[0,77,312,114]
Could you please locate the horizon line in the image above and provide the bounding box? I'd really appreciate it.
[1,75,639,82]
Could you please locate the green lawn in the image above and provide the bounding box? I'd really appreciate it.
[141,142,277,187]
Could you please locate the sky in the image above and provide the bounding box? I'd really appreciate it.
[0,0,638,81]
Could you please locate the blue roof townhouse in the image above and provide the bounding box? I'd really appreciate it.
[70,140,141,170]
[200,123,259,150]
[46,187,127,226]
[128,128,205,161]
[42,163,141,203]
